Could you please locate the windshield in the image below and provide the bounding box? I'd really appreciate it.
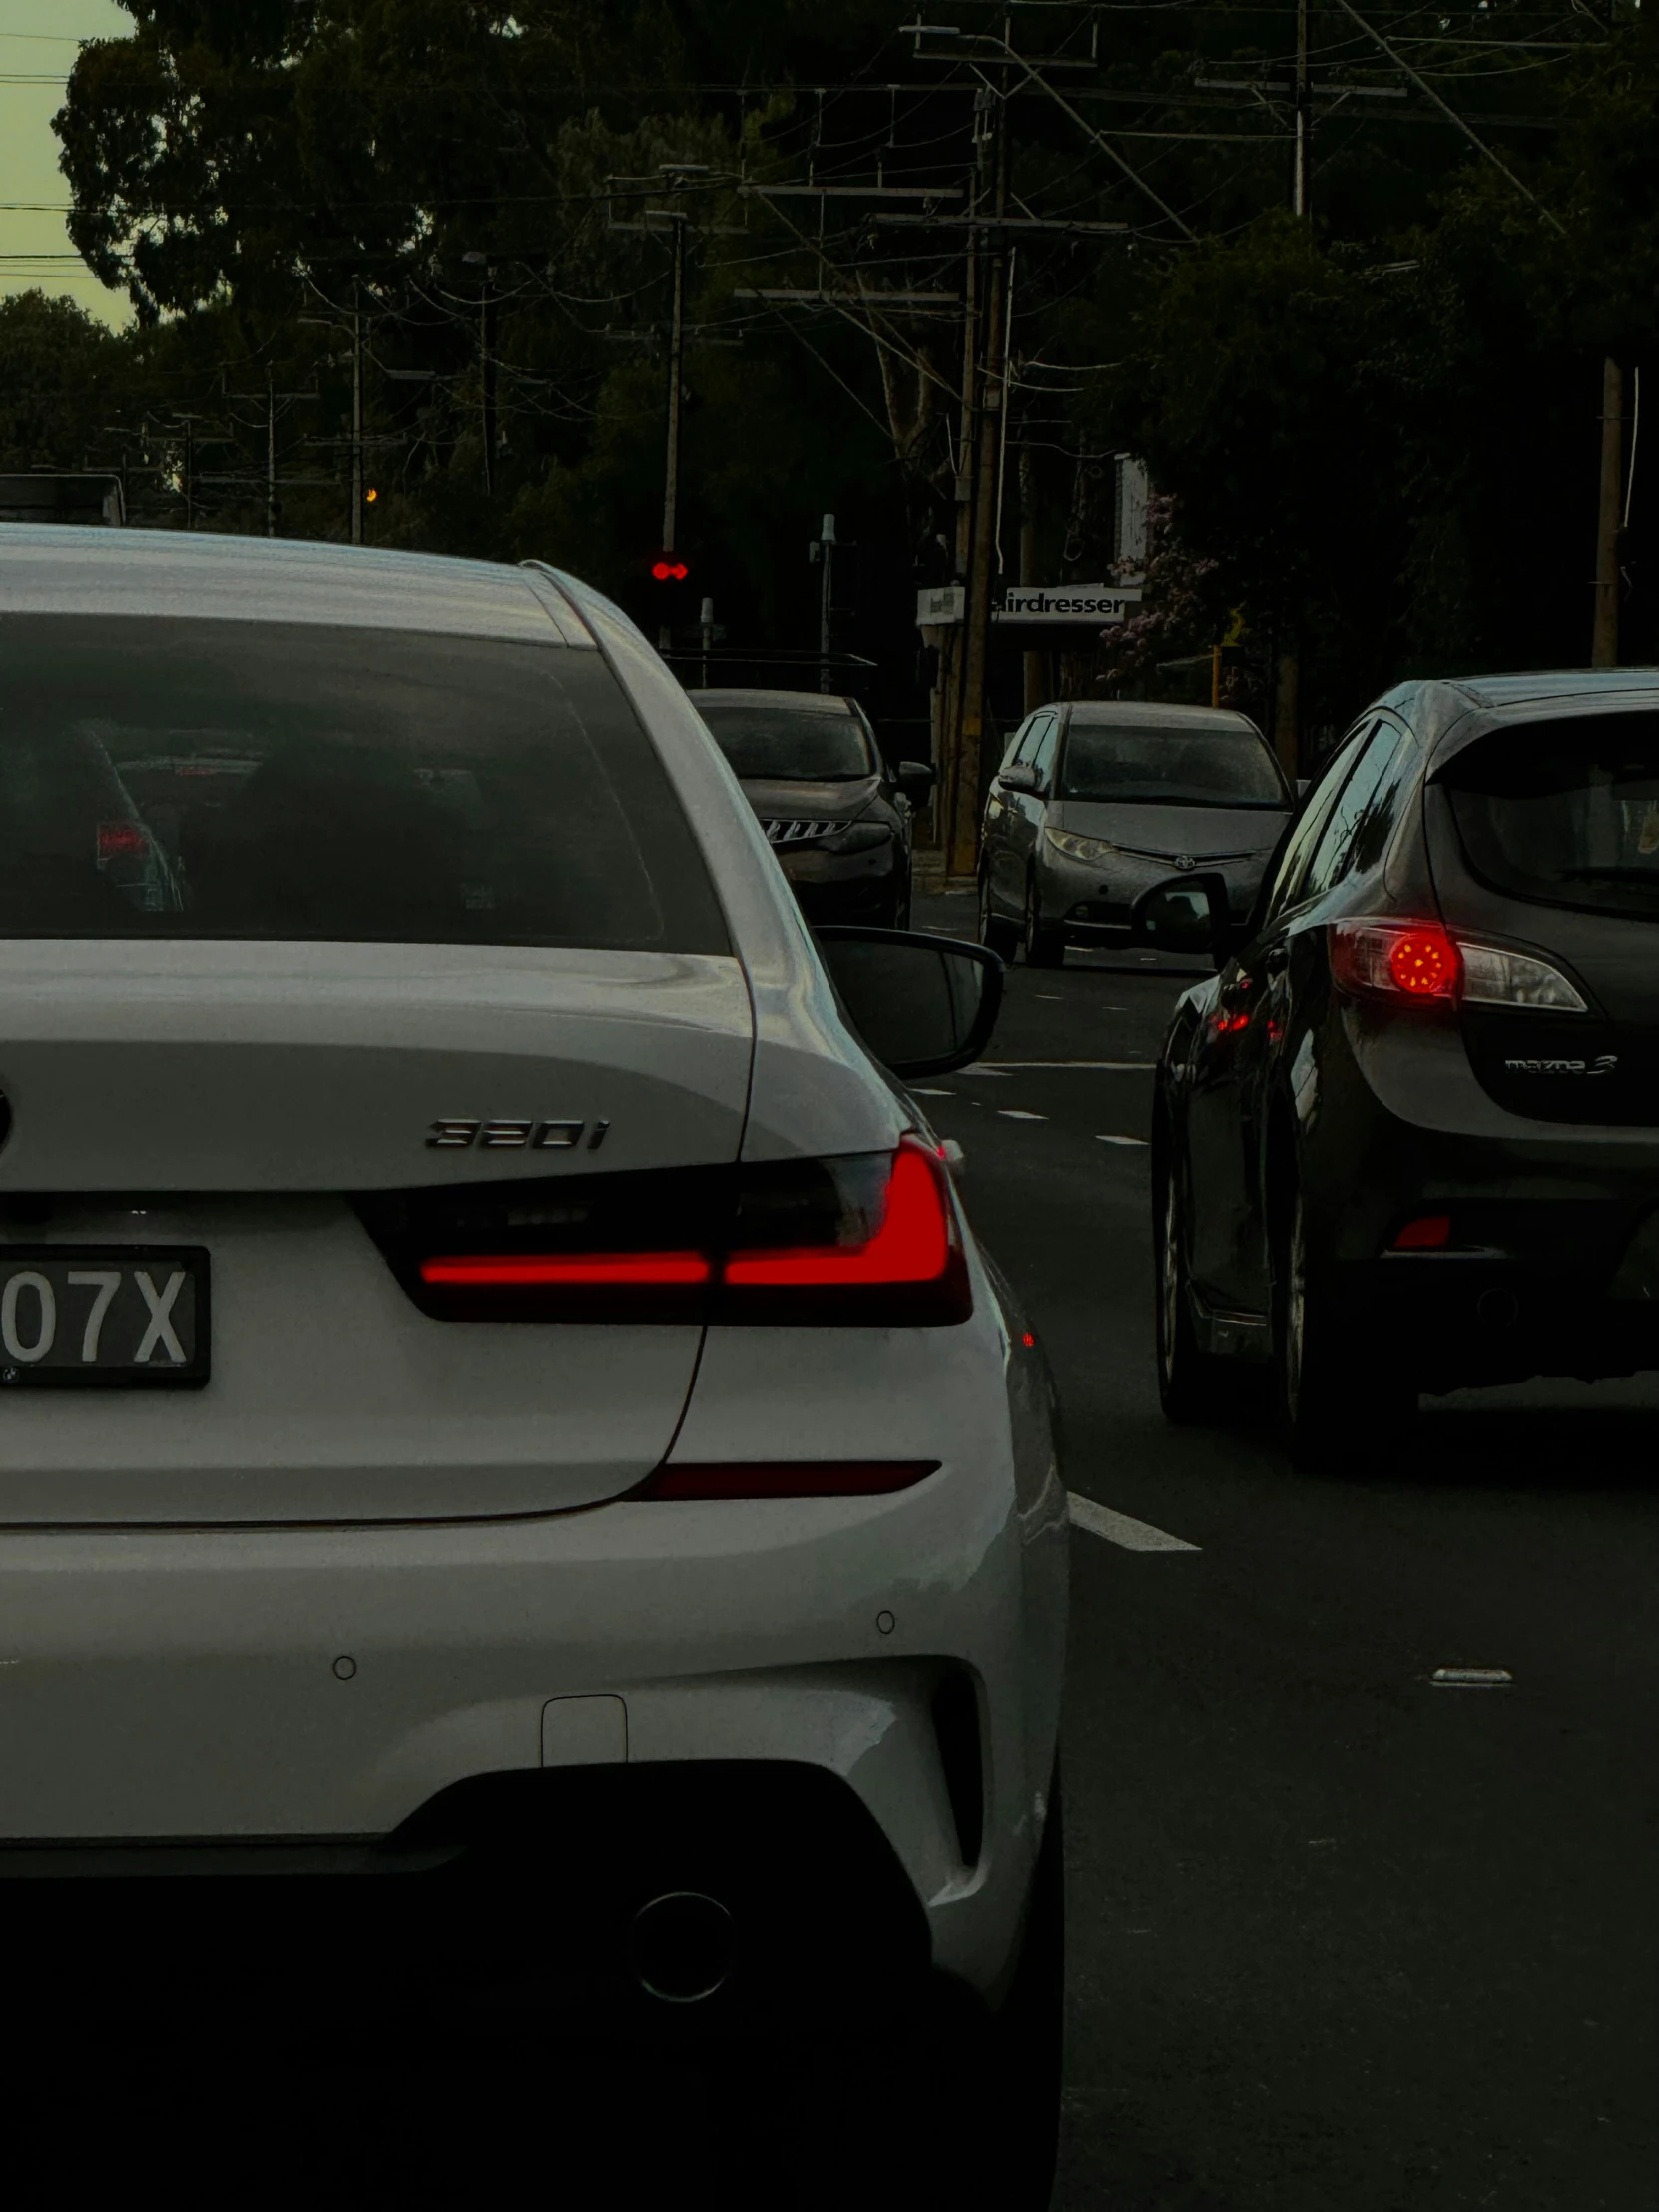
[1442,715,1659,924]
[695,702,874,782]
[0,618,728,952]
[1058,721,1288,808]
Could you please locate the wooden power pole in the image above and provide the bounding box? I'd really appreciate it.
[1592,356,1623,668]
[949,94,1011,881]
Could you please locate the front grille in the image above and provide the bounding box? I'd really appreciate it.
[1112,843,1260,866]
[764,818,836,846]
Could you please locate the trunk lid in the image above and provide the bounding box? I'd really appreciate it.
[0,943,754,1524]
[1426,722,1659,1126]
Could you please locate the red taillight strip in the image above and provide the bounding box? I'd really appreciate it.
[420,1251,711,1286]
[635,1460,940,1500]
[724,1138,953,1287]
[1392,1215,1451,1251]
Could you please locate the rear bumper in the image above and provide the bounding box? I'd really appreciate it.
[1337,1243,1659,1389]
[8,1762,939,2053]
[0,1387,1066,2011]
[1320,1011,1659,1388]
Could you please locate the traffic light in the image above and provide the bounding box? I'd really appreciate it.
[650,552,689,582]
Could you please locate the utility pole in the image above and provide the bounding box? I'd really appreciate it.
[1592,356,1623,668]
[1019,446,1045,717]
[1293,0,1312,218]
[350,284,364,545]
[464,252,496,495]
[812,514,837,691]
[662,217,687,560]
[181,414,197,529]
[266,370,278,537]
[951,89,1011,881]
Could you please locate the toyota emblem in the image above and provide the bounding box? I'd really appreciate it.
[1175,854,1196,872]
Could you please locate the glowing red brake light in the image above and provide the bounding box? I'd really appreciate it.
[1331,920,1461,1002]
[96,820,149,864]
[420,1251,710,1287]
[726,1140,950,1287]
[1392,1215,1451,1250]
[1388,930,1458,997]
[387,1138,972,1327]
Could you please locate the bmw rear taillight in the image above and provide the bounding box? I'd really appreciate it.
[1330,922,1587,1014]
[719,1137,969,1323]
[365,1136,971,1326]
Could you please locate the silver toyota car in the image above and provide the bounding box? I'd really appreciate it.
[978,699,1294,966]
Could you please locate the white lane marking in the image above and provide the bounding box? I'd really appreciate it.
[912,1087,954,1097]
[1430,1667,1513,1688]
[1067,1493,1200,1552]
[972,1060,1158,1072]
[963,1065,1012,1078]
[1095,1133,1149,1147]
[997,1108,1047,1122]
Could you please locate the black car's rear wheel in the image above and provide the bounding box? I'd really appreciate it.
[1275,1187,1413,1474]
[978,870,1020,960]
[1023,876,1065,968]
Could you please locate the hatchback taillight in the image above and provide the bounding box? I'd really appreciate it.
[362,1136,971,1327]
[1330,921,1587,1014]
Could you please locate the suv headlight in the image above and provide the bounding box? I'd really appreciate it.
[1045,829,1115,865]
[824,820,893,855]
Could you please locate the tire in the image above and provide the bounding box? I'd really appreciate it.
[978,870,1020,960]
[981,1766,1065,2207]
[1274,1184,1413,1474]
[1023,876,1065,968]
[1154,1147,1255,1425]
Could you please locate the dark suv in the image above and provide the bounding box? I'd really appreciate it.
[1139,671,1659,1471]
[689,689,934,930]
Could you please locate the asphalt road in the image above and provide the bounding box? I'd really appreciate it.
[915,886,1658,2212]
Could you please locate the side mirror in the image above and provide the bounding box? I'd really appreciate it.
[816,927,1003,1080]
[998,761,1041,796]
[1128,870,1232,962]
[895,759,936,805]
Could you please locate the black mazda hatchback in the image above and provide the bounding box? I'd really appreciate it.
[1137,671,1659,1472]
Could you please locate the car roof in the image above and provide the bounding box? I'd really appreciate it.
[687,688,860,716]
[1060,700,1266,736]
[1380,669,1659,767]
[0,524,585,644]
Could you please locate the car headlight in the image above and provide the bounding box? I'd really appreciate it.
[824,820,893,855]
[1045,829,1115,866]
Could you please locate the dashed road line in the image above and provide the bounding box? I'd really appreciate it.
[997,1108,1048,1122]
[1095,1133,1149,1147]
[1068,1493,1201,1552]
[912,1087,954,1097]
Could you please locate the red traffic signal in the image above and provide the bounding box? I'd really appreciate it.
[650,554,690,582]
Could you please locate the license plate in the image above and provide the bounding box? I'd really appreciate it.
[0,1249,209,1388]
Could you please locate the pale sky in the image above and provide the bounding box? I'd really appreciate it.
[0,0,135,326]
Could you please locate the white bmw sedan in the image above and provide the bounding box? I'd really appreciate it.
[0,529,1067,2187]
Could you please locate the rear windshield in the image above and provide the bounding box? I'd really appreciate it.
[1059,720,1287,807]
[0,618,729,951]
[1441,715,1659,923]
[695,701,873,782]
